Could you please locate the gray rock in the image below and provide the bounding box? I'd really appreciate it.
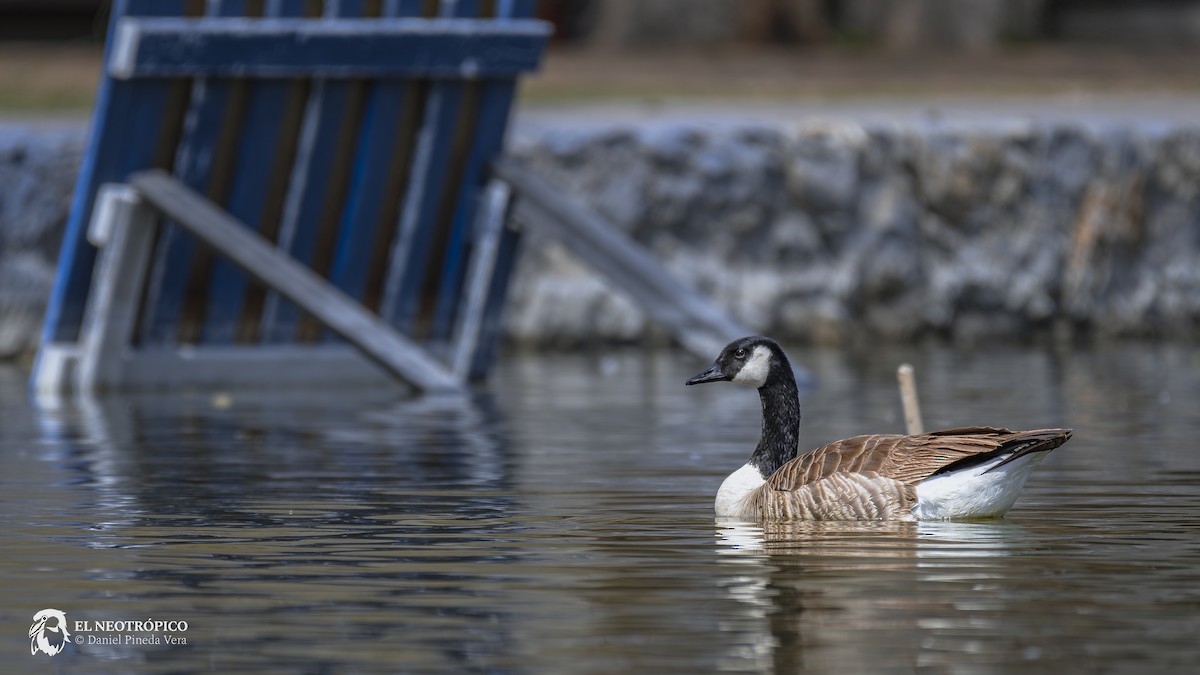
[0,125,84,361]
[0,128,81,258]
[0,252,56,359]
[786,125,863,213]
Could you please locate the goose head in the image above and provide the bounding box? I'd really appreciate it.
[685,336,793,390]
[686,336,802,482]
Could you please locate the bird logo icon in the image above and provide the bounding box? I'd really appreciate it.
[29,609,71,656]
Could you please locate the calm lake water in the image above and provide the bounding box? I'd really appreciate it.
[2,343,1199,673]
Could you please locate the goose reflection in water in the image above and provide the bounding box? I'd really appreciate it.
[715,517,1024,558]
[711,517,1056,673]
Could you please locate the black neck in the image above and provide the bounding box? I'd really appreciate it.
[749,366,801,479]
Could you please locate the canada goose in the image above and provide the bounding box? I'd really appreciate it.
[687,336,1072,521]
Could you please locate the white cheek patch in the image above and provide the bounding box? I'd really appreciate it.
[731,345,772,388]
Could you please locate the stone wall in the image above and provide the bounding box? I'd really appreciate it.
[0,126,83,360]
[507,119,1200,347]
[1,116,1199,360]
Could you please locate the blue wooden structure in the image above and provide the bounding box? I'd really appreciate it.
[33,0,550,394]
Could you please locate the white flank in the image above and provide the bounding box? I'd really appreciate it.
[715,462,767,517]
[912,451,1049,520]
[731,345,772,388]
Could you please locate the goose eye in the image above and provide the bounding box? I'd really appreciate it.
[734,348,746,359]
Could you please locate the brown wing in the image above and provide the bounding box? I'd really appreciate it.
[749,472,916,520]
[765,426,1071,491]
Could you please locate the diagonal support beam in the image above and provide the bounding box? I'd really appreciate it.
[492,158,818,383]
[129,170,462,394]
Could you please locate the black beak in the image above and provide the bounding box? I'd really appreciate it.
[686,363,727,385]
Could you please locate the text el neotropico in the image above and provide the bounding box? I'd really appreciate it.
[74,620,189,632]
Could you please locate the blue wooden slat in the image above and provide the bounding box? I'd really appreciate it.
[260,0,369,344]
[379,85,466,333]
[325,88,406,301]
[199,1,310,344]
[325,0,428,306]
[260,82,354,343]
[110,17,551,79]
[138,0,249,345]
[194,79,294,343]
[39,0,188,344]
[384,0,427,16]
[428,78,516,340]
[379,0,483,334]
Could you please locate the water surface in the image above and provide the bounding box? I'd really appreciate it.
[2,344,1198,673]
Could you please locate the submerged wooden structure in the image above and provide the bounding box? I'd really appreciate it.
[34,0,549,395]
[34,0,772,396]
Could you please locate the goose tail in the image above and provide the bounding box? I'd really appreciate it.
[982,428,1072,474]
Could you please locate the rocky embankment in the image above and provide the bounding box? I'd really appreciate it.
[507,112,1200,347]
[2,111,1199,359]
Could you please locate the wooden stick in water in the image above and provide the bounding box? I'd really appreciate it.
[897,363,925,436]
